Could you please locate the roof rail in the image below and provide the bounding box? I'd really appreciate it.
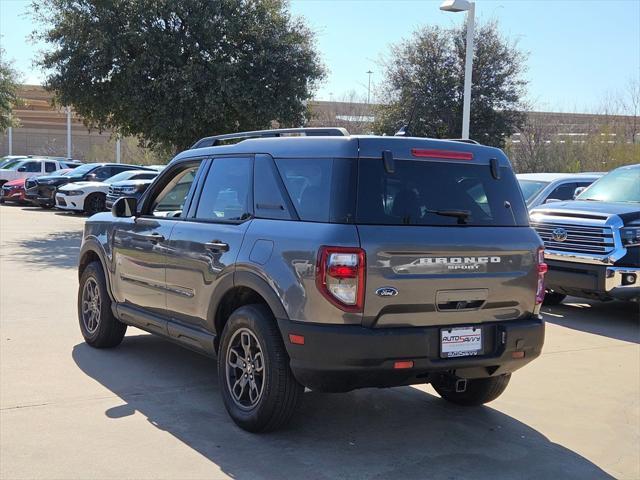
[448,138,481,145]
[191,127,350,149]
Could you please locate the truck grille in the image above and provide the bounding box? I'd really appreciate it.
[531,222,615,255]
[108,186,124,196]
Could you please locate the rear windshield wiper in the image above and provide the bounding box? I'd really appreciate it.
[426,209,470,224]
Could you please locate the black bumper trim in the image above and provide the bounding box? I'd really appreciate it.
[277,316,544,392]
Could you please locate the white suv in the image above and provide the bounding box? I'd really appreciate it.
[0,157,80,185]
[56,169,158,214]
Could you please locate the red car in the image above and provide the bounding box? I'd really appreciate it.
[0,178,28,204]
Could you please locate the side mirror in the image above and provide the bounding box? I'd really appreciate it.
[544,198,562,204]
[573,186,586,199]
[112,196,138,217]
[17,167,26,172]
[85,173,97,181]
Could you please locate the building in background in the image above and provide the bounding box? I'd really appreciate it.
[2,85,637,168]
[0,85,113,160]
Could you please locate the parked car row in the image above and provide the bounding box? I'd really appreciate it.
[0,156,164,214]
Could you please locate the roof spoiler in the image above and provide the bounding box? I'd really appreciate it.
[191,127,350,149]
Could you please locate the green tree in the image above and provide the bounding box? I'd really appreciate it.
[32,0,325,151]
[0,47,21,133]
[373,21,527,148]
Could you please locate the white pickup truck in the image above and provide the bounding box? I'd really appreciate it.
[0,157,81,186]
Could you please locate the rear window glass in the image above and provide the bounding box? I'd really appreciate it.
[275,158,356,223]
[357,160,528,226]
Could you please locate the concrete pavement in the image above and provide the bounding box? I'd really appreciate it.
[1,204,638,479]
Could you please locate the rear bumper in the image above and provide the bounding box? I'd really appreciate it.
[545,260,640,300]
[278,316,544,392]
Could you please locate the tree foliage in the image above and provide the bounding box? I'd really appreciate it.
[373,21,527,147]
[32,0,325,150]
[0,47,22,133]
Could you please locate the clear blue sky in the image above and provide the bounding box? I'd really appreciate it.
[1,0,639,113]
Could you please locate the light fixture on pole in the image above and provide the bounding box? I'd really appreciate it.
[366,70,373,104]
[440,0,475,140]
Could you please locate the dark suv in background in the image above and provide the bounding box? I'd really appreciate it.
[25,163,153,209]
[77,128,546,432]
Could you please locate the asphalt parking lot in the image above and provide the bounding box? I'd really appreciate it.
[1,204,638,480]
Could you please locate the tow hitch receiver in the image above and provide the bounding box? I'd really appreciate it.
[455,378,467,393]
[436,374,468,393]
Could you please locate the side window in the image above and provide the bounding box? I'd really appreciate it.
[45,162,57,173]
[92,167,113,180]
[195,157,252,221]
[254,155,293,220]
[150,166,199,217]
[23,162,41,173]
[548,182,577,201]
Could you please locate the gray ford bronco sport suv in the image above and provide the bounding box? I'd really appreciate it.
[77,128,546,432]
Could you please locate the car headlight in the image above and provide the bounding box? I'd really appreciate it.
[621,227,640,247]
[64,190,85,196]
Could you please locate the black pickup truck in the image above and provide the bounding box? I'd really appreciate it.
[530,164,639,304]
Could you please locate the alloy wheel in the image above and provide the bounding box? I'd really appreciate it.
[81,278,101,334]
[225,328,265,409]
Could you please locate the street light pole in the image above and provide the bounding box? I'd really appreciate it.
[461,2,475,140]
[116,136,121,164]
[366,70,373,104]
[440,0,475,140]
[66,106,72,158]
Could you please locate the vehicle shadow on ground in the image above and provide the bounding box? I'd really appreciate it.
[543,298,639,344]
[73,336,613,480]
[11,230,82,269]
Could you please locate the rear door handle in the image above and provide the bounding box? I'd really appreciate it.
[140,232,165,243]
[204,240,229,252]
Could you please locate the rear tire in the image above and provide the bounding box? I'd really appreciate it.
[543,291,566,305]
[218,304,303,432]
[432,374,511,406]
[84,193,106,215]
[78,261,127,348]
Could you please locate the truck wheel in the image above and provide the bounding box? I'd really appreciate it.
[432,374,511,406]
[218,304,303,433]
[78,261,127,348]
[84,193,106,215]
[543,291,566,305]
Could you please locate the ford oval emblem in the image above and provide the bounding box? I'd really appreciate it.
[376,287,399,297]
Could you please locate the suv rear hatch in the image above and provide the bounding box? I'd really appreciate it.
[355,138,542,328]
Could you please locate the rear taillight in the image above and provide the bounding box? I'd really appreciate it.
[316,246,366,312]
[535,247,548,305]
